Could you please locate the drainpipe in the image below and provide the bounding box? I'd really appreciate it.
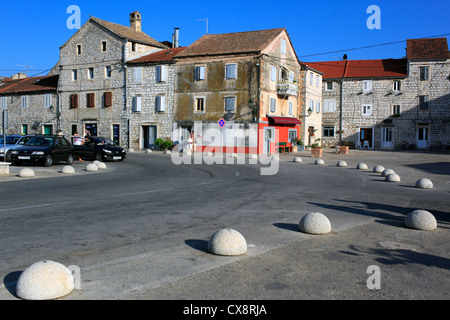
[339,78,343,145]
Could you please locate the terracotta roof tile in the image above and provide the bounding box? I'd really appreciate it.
[304,61,348,79]
[0,75,58,95]
[128,47,185,64]
[407,38,450,60]
[175,28,286,58]
[90,17,168,49]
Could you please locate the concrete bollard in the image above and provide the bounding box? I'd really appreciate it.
[93,160,107,169]
[315,159,325,165]
[373,165,385,173]
[19,168,35,177]
[16,260,74,300]
[293,157,302,163]
[385,173,401,182]
[61,165,75,174]
[207,228,247,256]
[405,209,437,231]
[415,178,433,189]
[356,163,368,170]
[381,169,395,177]
[299,212,332,235]
[85,163,98,172]
[337,160,347,167]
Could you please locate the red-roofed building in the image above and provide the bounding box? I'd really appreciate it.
[304,37,449,150]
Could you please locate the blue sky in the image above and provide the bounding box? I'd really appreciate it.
[1,0,449,77]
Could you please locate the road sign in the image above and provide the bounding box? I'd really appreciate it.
[218,118,225,128]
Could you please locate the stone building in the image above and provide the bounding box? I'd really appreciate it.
[57,11,168,148]
[0,74,59,135]
[307,37,450,150]
[173,28,302,154]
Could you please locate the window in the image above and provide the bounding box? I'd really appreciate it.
[323,100,336,112]
[88,67,94,79]
[224,96,236,112]
[419,66,430,81]
[87,93,95,108]
[104,92,112,107]
[419,95,430,110]
[289,72,294,83]
[133,96,142,112]
[271,66,277,82]
[281,39,286,55]
[325,81,334,91]
[72,69,78,81]
[310,100,314,113]
[70,94,78,109]
[316,75,320,87]
[1,97,6,109]
[288,129,297,144]
[225,64,237,80]
[21,96,28,108]
[195,97,205,112]
[323,125,335,137]
[105,66,112,78]
[156,95,166,112]
[101,41,107,52]
[156,65,167,82]
[44,94,52,108]
[194,65,206,81]
[288,101,293,115]
[392,105,400,115]
[22,124,28,135]
[393,81,401,92]
[309,73,314,85]
[270,97,276,113]
[363,80,372,92]
[76,44,82,55]
[131,42,136,52]
[316,101,321,113]
[362,104,372,116]
[133,67,142,84]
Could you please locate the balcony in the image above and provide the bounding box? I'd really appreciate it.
[277,81,298,96]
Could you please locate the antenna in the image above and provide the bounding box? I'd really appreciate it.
[16,64,34,76]
[196,18,208,34]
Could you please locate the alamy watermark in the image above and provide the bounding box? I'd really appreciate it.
[366,265,381,290]
[366,5,381,30]
[66,5,81,30]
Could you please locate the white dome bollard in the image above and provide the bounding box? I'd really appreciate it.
[144,149,152,153]
[315,159,325,165]
[356,163,368,170]
[293,157,302,163]
[85,163,98,172]
[298,212,332,235]
[337,160,347,167]
[16,260,74,300]
[93,160,107,169]
[415,178,433,189]
[385,173,401,182]
[207,228,247,256]
[381,169,395,177]
[373,165,385,173]
[61,165,75,174]
[405,210,437,231]
[164,150,172,154]
[249,154,258,159]
[19,168,35,177]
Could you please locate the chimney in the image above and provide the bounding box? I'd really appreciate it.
[130,11,142,32]
[343,54,348,60]
[172,28,180,48]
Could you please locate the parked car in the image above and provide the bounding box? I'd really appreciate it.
[10,135,75,167]
[73,136,126,161]
[0,135,34,162]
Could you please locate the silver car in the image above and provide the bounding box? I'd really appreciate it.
[0,135,34,162]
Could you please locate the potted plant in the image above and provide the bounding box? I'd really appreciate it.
[339,141,350,154]
[296,139,304,152]
[311,138,323,158]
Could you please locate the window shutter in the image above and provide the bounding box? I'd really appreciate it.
[133,67,142,84]
[134,96,142,112]
[289,101,293,115]
[87,93,95,108]
[156,65,162,82]
[225,97,235,111]
[70,94,78,109]
[270,98,276,113]
[104,92,112,107]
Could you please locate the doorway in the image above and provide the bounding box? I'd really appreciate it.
[263,127,275,154]
[85,123,98,136]
[417,125,429,149]
[43,124,53,135]
[381,127,393,149]
[142,125,157,149]
[359,127,373,149]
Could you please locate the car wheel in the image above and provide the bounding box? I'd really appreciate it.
[5,150,12,162]
[66,153,74,165]
[44,155,53,167]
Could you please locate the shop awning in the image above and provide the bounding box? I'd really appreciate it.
[268,116,302,125]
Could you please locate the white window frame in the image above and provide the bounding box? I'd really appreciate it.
[156,65,168,82]
[105,66,112,79]
[310,100,314,113]
[288,101,293,116]
[44,94,52,108]
[224,96,236,112]
[419,66,430,81]
[323,100,336,113]
[72,69,78,81]
[271,65,277,82]
[323,125,335,137]
[363,80,372,92]
[133,96,142,112]
[392,104,401,115]
[1,97,7,109]
[88,67,94,80]
[316,75,320,87]
[194,65,206,81]
[194,96,205,113]
[309,73,314,85]
[155,95,166,112]
[325,81,334,91]
[280,39,286,55]
[21,96,28,108]
[393,80,401,92]
[270,97,276,113]
[362,104,372,116]
[133,67,143,84]
[225,63,237,80]
[316,101,321,113]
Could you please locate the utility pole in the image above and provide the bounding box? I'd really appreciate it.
[196,18,208,34]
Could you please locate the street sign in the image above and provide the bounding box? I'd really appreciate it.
[218,118,225,128]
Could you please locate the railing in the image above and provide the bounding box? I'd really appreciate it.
[277,81,298,96]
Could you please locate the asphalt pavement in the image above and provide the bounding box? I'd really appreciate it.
[0,148,449,305]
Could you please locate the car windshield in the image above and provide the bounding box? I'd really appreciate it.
[25,136,54,146]
[0,136,21,144]
[92,137,116,146]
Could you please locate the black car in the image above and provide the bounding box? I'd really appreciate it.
[10,135,75,167]
[73,136,126,161]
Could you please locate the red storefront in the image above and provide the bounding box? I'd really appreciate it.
[258,116,301,154]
